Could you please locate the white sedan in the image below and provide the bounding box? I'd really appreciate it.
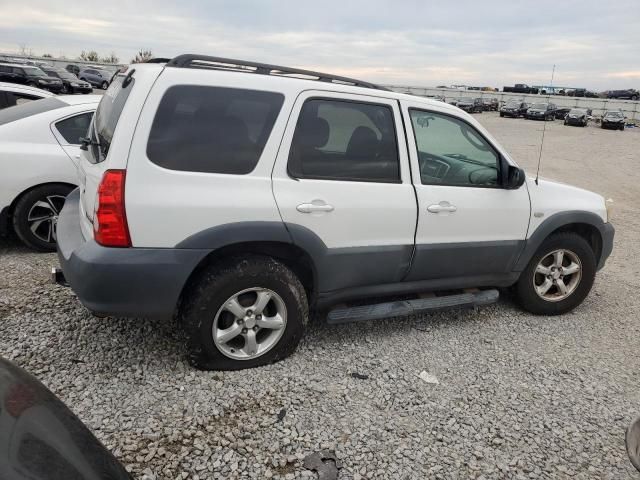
[0,95,100,251]
[0,82,53,109]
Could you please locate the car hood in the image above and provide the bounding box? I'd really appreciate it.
[528,108,546,113]
[526,176,607,227]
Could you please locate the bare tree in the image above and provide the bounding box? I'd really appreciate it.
[42,53,53,58]
[79,50,100,62]
[130,49,153,64]
[18,43,33,57]
[101,52,119,64]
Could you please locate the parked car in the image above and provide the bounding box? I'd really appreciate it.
[601,110,626,130]
[503,84,539,94]
[606,89,639,101]
[39,66,92,94]
[65,64,80,76]
[566,88,599,98]
[0,95,99,250]
[0,356,131,480]
[0,63,63,93]
[525,102,557,120]
[0,82,53,109]
[55,55,614,371]
[554,107,571,120]
[481,98,499,111]
[563,108,589,127]
[500,101,529,118]
[456,97,483,113]
[78,68,111,89]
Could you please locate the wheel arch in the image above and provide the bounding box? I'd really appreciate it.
[515,211,608,271]
[174,222,322,316]
[7,181,77,217]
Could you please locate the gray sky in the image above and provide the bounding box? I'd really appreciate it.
[0,0,638,90]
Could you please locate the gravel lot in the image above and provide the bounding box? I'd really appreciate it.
[1,113,639,479]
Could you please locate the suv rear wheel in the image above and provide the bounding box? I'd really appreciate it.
[181,255,308,370]
[515,232,596,315]
[12,184,74,252]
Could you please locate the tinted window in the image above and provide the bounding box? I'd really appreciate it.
[0,97,65,125]
[288,99,399,183]
[410,110,499,187]
[90,75,134,162]
[0,65,9,73]
[147,85,284,174]
[55,112,93,144]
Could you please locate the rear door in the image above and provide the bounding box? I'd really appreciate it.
[272,91,417,294]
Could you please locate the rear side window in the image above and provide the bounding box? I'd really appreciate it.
[90,75,134,162]
[55,112,93,144]
[288,98,400,182]
[0,97,65,125]
[147,85,284,174]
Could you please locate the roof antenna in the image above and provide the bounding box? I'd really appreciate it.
[535,64,556,185]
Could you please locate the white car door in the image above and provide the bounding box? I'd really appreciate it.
[272,91,417,294]
[400,100,531,283]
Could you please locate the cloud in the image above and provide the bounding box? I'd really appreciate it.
[0,0,638,89]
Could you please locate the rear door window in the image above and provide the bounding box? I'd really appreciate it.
[287,98,400,182]
[146,85,284,174]
[55,112,93,144]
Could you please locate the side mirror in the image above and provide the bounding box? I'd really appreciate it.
[505,165,526,189]
[627,417,640,472]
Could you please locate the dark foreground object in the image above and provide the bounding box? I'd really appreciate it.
[0,356,130,480]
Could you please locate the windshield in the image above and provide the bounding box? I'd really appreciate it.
[569,109,586,115]
[23,67,48,77]
[52,68,77,80]
[506,101,520,107]
[90,74,134,162]
[531,103,547,109]
[605,112,623,118]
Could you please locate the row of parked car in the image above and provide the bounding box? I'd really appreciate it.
[447,97,499,113]
[0,60,114,95]
[498,100,627,130]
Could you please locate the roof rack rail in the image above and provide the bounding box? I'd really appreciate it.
[165,54,388,91]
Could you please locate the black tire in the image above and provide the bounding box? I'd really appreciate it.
[61,84,69,94]
[515,232,596,315]
[27,82,37,88]
[181,255,308,370]
[500,113,504,117]
[101,81,108,90]
[12,184,73,252]
[620,125,625,131]
[632,95,639,101]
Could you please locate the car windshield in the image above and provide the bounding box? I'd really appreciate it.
[52,68,77,80]
[531,103,547,109]
[569,109,586,115]
[605,112,623,118]
[90,74,133,160]
[23,67,47,77]
[506,102,520,107]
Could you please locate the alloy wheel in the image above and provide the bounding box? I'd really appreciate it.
[212,288,287,360]
[533,249,582,302]
[26,195,66,244]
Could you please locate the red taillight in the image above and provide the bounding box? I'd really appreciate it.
[93,169,131,247]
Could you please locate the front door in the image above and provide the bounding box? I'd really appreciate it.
[272,91,417,294]
[401,101,530,283]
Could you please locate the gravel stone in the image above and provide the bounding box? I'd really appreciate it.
[1,113,639,478]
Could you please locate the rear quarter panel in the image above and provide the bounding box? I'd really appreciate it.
[124,68,298,247]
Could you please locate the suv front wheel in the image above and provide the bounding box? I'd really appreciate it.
[515,232,596,315]
[181,255,308,370]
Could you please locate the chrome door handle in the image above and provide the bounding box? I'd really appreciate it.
[296,202,335,213]
[427,202,457,213]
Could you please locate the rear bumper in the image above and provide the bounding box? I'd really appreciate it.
[598,222,615,270]
[56,189,209,319]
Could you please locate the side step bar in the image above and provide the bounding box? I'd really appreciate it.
[326,289,499,325]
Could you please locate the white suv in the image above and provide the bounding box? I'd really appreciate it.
[56,55,614,370]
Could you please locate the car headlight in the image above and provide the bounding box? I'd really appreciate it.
[605,198,614,222]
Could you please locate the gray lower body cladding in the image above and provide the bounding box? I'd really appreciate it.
[56,190,209,319]
[56,191,615,318]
